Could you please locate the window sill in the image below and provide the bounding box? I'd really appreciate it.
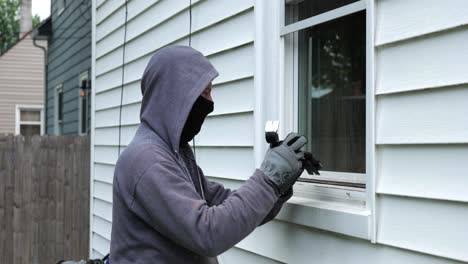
[275,182,371,240]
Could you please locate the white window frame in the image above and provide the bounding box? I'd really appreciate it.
[254,0,376,241]
[55,84,64,135]
[78,71,90,135]
[282,1,367,187]
[15,104,44,136]
[57,0,65,16]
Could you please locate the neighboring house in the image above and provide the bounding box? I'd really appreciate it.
[36,0,92,135]
[90,0,468,263]
[0,2,46,136]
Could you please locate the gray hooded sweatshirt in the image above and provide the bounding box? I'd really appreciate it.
[110,46,292,264]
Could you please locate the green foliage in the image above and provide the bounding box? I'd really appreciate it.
[32,14,41,28]
[0,0,20,54]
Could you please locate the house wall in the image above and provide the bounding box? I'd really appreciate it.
[91,0,468,263]
[47,0,92,135]
[0,34,45,134]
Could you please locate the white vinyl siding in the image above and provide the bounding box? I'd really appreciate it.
[374,0,468,262]
[92,0,255,258]
[92,0,468,263]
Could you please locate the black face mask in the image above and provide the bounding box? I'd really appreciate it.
[180,96,214,144]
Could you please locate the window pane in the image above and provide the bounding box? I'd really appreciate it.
[285,0,359,25]
[81,94,87,134]
[20,110,41,122]
[81,79,88,90]
[20,125,41,136]
[297,11,366,173]
[58,91,63,122]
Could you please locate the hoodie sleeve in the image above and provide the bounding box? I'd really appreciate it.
[204,179,233,206]
[131,160,280,257]
[259,188,293,225]
[199,166,292,225]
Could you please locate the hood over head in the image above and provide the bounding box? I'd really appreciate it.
[140,45,218,153]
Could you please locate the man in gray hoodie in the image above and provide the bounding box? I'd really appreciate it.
[110,46,307,263]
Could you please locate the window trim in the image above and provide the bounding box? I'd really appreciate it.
[55,84,64,135]
[78,71,90,135]
[57,0,65,16]
[15,104,44,136]
[280,0,366,36]
[269,0,376,241]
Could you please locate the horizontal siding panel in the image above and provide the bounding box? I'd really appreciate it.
[92,233,110,256]
[221,247,284,264]
[124,8,254,65]
[95,146,119,165]
[92,250,104,259]
[97,0,162,41]
[377,195,468,262]
[95,125,138,146]
[93,215,112,241]
[93,198,113,222]
[95,25,125,60]
[211,77,255,115]
[95,112,252,147]
[96,0,124,25]
[95,66,124,93]
[211,77,254,115]
[96,10,254,76]
[210,44,254,84]
[95,81,141,110]
[376,27,468,94]
[377,145,468,202]
[94,163,116,184]
[125,0,198,42]
[96,5,125,41]
[376,85,468,144]
[195,112,254,147]
[196,147,254,181]
[95,77,253,115]
[96,43,253,94]
[96,0,106,8]
[94,180,113,203]
[96,0,252,59]
[376,0,468,46]
[95,47,124,77]
[97,0,194,43]
[95,103,140,128]
[236,220,462,264]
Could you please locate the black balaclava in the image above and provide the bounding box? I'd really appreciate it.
[180,96,214,144]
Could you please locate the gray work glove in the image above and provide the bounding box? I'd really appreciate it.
[260,133,307,195]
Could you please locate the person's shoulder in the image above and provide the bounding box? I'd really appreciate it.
[116,142,176,177]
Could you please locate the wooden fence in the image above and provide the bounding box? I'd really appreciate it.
[0,136,90,264]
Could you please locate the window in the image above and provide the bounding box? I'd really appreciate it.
[78,71,90,135]
[283,0,367,187]
[55,84,64,135]
[285,0,360,25]
[15,105,44,136]
[57,0,65,15]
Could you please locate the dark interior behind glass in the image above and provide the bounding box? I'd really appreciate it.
[297,11,366,174]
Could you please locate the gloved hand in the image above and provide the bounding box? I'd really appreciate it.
[260,133,307,195]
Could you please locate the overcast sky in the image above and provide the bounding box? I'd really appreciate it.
[32,0,51,21]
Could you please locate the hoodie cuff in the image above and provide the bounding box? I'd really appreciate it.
[279,187,293,202]
[256,169,281,198]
